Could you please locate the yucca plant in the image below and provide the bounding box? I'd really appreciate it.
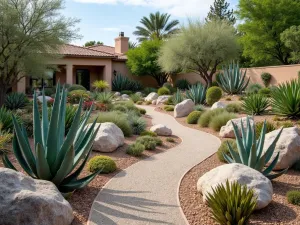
[206,180,256,225]
[242,94,269,115]
[92,80,109,92]
[2,84,101,193]
[271,79,300,118]
[217,62,250,94]
[173,89,185,104]
[93,91,114,104]
[4,92,29,110]
[223,117,288,179]
[186,83,207,104]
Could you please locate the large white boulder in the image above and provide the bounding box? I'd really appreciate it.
[145,92,158,102]
[0,168,73,225]
[150,124,172,136]
[174,99,195,118]
[263,127,300,170]
[211,101,226,110]
[219,117,254,138]
[86,122,124,152]
[37,95,52,103]
[156,95,171,105]
[197,163,273,210]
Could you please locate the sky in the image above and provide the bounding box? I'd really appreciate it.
[64,0,238,46]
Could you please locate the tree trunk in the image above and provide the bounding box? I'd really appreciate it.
[153,74,169,87]
[0,85,7,107]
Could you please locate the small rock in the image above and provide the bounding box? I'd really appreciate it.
[37,96,52,103]
[174,99,195,118]
[136,92,142,96]
[145,92,158,102]
[197,163,273,210]
[114,92,121,96]
[121,94,129,98]
[211,101,226,110]
[219,117,254,138]
[150,124,172,136]
[156,95,171,105]
[0,168,74,225]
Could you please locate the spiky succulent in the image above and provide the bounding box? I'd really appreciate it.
[223,117,288,179]
[186,83,207,104]
[241,94,270,115]
[217,62,249,94]
[206,180,257,225]
[2,84,101,193]
[173,89,185,104]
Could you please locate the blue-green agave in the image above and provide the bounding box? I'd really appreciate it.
[173,89,185,104]
[217,62,249,94]
[223,117,288,180]
[186,83,207,104]
[2,83,101,193]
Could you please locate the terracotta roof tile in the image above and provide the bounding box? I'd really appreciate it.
[88,44,127,60]
[59,44,116,58]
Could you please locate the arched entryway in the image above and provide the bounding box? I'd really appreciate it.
[76,69,90,90]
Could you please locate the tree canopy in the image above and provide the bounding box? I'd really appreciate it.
[158,20,239,86]
[237,0,300,65]
[281,26,300,63]
[0,0,79,106]
[133,11,179,42]
[126,39,170,86]
[84,40,103,47]
[206,0,235,24]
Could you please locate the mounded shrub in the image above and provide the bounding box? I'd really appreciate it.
[68,90,91,104]
[225,103,242,113]
[129,116,146,135]
[246,83,262,95]
[68,84,86,92]
[130,94,141,103]
[209,111,236,131]
[198,108,225,127]
[258,88,271,97]
[163,82,176,93]
[158,87,171,96]
[206,86,222,106]
[261,72,272,87]
[140,130,157,137]
[136,135,162,149]
[88,156,117,173]
[166,137,175,142]
[287,190,300,206]
[217,139,238,163]
[194,105,204,111]
[164,105,174,111]
[126,142,145,156]
[186,111,202,124]
[136,101,143,105]
[138,108,146,115]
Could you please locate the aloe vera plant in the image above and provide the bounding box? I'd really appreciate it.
[223,117,288,180]
[2,84,101,193]
[217,62,249,94]
[186,83,207,104]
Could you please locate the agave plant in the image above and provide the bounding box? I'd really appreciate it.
[223,117,287,179]
[206,180,256,225]
[112,74,142,92]
[242,94,270,115]
[172,89,185,104]
[271,79,300,118]
[217,62,249,94]
[4,92,29,110]
[186,83,207,104]
[2,84,101,193]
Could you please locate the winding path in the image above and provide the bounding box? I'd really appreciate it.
[88,106,220,225]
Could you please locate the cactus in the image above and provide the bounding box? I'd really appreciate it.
[186,83,207,104]
[2,83,101,193]
[223,117,288,180]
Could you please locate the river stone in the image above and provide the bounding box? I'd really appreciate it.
[174,99,195,118]
[156,95,171,105]
[37,95,52,103]
[145,92,158,102]
[211,101,226,110]
[150,124,172,136]
[197,163,273,210]
[0,168,73,225]
[219,117,254,138]
[86,122,124,152]
[263,127,300,170]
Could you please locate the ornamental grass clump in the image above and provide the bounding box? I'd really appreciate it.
[136,136,162,150]
[2,84,101,193]
[126,142,145,156]
[198,108,225,127]
[209,111,236,131]
[287,191,300,206]
[206,180,256,225]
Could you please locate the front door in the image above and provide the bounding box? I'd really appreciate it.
[76,69,90,90]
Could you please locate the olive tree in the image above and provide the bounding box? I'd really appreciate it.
[158,20,239,86]
[0,0,79,106]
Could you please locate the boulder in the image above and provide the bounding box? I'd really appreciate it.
[150,124,172,136]
[0,168,73,225]
[121,94,129,99]
[114,92,121,97]
[145,92,158,102]
[211,101,226,110]
[136,92,142,96]
[219,117,254,138]
[37,95,52,103]
[156,95,171,105]
[86,122,124,152]
[263,127,300,170]
[174,99,195,118]
[152,100,157,105]
[197,163,273,210]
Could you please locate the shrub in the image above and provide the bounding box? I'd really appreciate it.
[136,101,143,105]
[255,121,276,138]
[280,121,294,128]
[68,84,86,92]
[287,191,300,206]
[258,87,271,97]
[209,111,236,131]
[0,107,21,132]
[165,96,174,105]
[261,72,272,87]
[217,140,237,163]
[93,92,114,104]
[138,108,146,115]
[158,87,171,96]
[186,83,206,105]
[112,105,127,113]
[194,105,204,111]
[68,90,91,104]
[140,130,157,137]
[172,89,184,104]
[206,180,256,225]
[44,88,55,97]
[163,82,176,93]
[95,111,132,136]
[21,114,34,137]
[145,101,152,105]
[113,101,141,117]
[121,90,133,95]
[4,92,29,110]
[88,156,117,174]
[166,137,175,142]
[143,87,157,95]
[136,136,162,149]
[206,86,222,106]
[164,105,174,111]
[175,79,190,90]
[129,116,147,135]
[198,108,225,127]
[186,111,202,124]
[126,142,145,156]
[130,94,141,103]
[0,125,13,154]
[242,94,269,115]
[246,83,263,95]
[225,103,242,113]
[92,80,109,92]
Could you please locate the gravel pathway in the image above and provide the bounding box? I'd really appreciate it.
[87,106,221,225]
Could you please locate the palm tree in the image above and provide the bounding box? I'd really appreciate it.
[128,41,138,49]
[133,12,179,42]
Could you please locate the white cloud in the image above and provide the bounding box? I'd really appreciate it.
[73,0,216,18]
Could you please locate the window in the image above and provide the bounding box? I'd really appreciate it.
[30,70,56,89]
